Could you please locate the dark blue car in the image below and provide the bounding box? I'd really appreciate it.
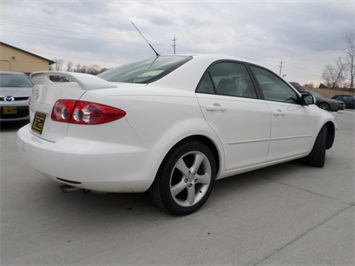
[331,95,355,109]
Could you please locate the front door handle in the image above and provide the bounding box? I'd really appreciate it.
[206,103,226,112]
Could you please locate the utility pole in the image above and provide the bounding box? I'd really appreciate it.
[279,60,284,76]
[172,35,177,54]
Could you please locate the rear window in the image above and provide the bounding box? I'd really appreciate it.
[98,56,192,84]
[0,73,33,87]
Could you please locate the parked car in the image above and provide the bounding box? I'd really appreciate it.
[0,71,33,122]
[307,91,345,111]
[17,55,337,215]
[331,95,355,109]
[289,82,306,92]
[290,82,345,111]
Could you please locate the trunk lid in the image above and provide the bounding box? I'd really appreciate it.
[29,71,115,142]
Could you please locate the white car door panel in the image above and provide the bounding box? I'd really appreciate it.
[197,95,271,170]
[250,65,316,162]
[267,102,315,161]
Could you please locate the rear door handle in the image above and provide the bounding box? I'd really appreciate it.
[206,104,226,112]
[273,109,285,117]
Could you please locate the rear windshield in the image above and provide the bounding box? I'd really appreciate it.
[98,55,192,83]
[0,73,33,87]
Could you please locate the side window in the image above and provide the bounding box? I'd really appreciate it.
[196,72,215,94]
[344,96,354,102]
[250,66,298,104]
[196,62,257,98]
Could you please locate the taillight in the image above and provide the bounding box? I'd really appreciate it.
[52,100,76,122]
[51,100,126,124]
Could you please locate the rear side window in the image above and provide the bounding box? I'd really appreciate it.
[250,66,298,104]
[196,62,257,99]
[98,56,192,84]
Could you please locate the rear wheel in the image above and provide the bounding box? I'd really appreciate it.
[306,125,327,167]
[149,141,216,215]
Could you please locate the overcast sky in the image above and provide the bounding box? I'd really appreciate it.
[2,0,354,84]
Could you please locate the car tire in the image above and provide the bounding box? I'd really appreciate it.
[149,141,216,215]
[319,102,330,111]
[306,125,327,167]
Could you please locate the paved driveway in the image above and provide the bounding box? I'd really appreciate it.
[1,110,354,265]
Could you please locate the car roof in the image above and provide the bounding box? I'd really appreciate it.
[190,54,258,65]
[157,54,258,67]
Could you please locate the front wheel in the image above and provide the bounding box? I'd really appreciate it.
[306,125,327,167]
[149,141,216,215]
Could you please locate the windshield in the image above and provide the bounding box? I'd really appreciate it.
[98,55,192,83]
[0,73,33,87]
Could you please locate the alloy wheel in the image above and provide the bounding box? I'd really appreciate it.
[169,151,212,207]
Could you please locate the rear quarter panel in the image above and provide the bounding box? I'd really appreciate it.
[80,88,224,186]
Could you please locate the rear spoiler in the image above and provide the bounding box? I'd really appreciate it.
[30,71,115,91]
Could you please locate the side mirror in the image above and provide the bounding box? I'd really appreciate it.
[300,92,315,106]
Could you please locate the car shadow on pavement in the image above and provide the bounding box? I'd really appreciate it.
[0,121,29,132]
[32,160,305,219]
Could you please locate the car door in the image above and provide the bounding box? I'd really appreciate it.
[249,65,316,162]
[196,61,271,171]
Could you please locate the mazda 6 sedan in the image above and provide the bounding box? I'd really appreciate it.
[17,55,337,215]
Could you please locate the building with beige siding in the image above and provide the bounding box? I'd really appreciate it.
[0,42,54,74]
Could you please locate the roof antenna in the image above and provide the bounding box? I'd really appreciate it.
[131,22,160,57]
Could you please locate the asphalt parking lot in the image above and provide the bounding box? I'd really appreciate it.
[1,110,354,265]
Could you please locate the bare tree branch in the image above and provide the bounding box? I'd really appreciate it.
[322,57,346,89]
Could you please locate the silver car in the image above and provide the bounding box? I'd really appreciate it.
[0,71,33,122]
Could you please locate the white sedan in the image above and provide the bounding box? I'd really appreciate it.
[17,54,337,215]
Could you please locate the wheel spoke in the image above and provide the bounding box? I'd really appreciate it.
[186,186,196,205]
[192,153,205,172]
[171,179,188,197]
[196,173,210,184]
[175,158,190,177]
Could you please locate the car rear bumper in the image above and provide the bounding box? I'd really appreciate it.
[17,124,154,192]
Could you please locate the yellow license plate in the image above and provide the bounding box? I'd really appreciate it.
[32,112,46,135]
[2,106,17,114]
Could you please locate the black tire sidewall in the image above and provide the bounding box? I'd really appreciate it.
[307,125,327,167]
